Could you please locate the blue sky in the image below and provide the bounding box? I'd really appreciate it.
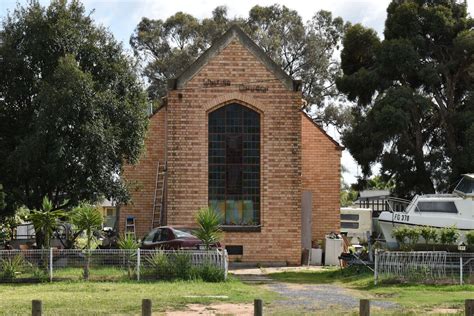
[1,0,473,184]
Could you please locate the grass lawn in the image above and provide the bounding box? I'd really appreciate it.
[0,277,277,315]
[270,267,474,315]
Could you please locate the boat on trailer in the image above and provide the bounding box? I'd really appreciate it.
[379,174,474,248]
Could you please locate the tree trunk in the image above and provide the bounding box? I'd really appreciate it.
[407,107,435,194]
[35,230,45,249]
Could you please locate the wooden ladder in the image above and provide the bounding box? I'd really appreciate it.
[151,161,167,229]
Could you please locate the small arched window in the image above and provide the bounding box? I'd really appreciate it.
[208,103,260,226]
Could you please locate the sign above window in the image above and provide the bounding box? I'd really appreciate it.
[203,79,231,87]
[239,84,268,93]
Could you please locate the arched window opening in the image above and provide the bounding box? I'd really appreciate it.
[208,103,260,226]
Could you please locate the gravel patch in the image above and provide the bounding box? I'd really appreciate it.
[268,282,398,311]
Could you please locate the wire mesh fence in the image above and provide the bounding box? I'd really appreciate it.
[0,248,228,283]
[375,250,474,285]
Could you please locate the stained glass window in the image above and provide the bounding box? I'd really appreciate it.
[208,103,260,226]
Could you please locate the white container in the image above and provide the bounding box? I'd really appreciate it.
[325,236,344,266]
[310,248,323,265]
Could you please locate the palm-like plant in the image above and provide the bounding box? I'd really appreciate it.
[117,234,140,279]
[194,207,222,250]
[26,197,66,249]
[71,203,103,280]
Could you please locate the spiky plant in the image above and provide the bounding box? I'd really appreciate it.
[117,234,139,279]
[26,196,66,249]
[71,203,103,280]
[194,207,222,250]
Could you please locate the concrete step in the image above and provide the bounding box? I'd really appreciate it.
[232,274,276,284]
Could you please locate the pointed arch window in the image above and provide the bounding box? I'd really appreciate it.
[208,103,260,226]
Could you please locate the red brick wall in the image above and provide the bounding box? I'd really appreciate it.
[120,108,166,237]
[165,39,302,264]
[120,37,340,265]
[301,113,341,243]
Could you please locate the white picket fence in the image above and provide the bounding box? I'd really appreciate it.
[374,250,474,285]
[0,248,228,282]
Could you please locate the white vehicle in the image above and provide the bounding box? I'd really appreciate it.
[379,174,474,248]
[340,207,372,242]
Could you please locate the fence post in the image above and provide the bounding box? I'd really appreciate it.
[142,299,151,316]
[254,299,263,316]
[137,248,141,281]
[460,254,463,286]
[359,299,370,316]
[374,249,378,285]
[32,300,42,316]
[49,248,53,282]
[466,299,474,316]
[224,249,228,280]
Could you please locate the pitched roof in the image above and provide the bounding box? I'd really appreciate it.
[301,111,344,150]
[168,25,300,91]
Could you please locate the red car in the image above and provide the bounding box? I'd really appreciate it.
[141,226,218,250]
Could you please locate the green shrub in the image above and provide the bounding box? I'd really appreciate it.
[392,226,410,249]
[193,263,225,282]
[144,251,225,282]
[117,234,139,279]
[439,226,459,245]
[466,231,474,246]
[392,226,421,250]
[117,234,140,249]
[392,226,408,244]
[420,226,438,245]
[406,227,421,246]
[0,255,25,280]
[170,251,192,280]
[145,251,173,280]
[31,266,49,282]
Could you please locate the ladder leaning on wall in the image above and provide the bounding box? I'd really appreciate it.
[151,160,167,229]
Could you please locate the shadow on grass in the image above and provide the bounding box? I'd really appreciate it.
[269,266,373,287]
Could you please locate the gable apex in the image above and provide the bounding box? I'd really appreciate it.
[169,25,300,91]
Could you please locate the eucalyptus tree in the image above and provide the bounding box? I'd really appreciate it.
[130,5,348,126]
[337,0,474,196]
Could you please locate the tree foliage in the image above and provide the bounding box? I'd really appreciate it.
[130,5,348,125]
[0,0,148,215]
[337,0,474,197]
[0,184,5,212]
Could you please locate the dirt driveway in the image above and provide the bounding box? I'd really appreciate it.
[165,267,398,315]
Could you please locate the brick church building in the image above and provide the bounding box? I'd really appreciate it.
[119,26,342,265]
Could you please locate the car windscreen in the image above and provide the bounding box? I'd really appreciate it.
[143,228,159,243]
[172,228,195,238]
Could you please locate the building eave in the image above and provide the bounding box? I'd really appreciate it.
[301,111,344,150]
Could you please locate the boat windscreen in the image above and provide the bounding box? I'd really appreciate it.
[417,201,458,213]
[454,176,474,195]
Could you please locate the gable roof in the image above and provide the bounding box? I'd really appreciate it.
[168,25,300,91]
[301,111,344,150]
